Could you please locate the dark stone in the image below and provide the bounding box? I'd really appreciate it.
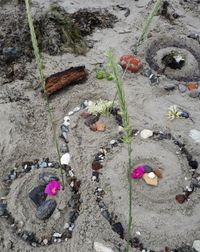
[115,114,123,125]
[69,211,79,223]
[62,229,72,239]
[164,84,176,91]
[38,172,59,186]
[191,178,200,188]
[21,231,36,243]
[189,160,198,169]
[175,194,186,204]
[36,199,57,220]
[180,111,189,119]
[60,124,69,133]
[101,209,112,223]
[111,222,124,238]
[84,114,100,127]
[3,47,19,62]
[0,203,7,216]
[92,160,103,170]
[29,185,47,207]
[173,245,198,252]
[22,162,34,173]
[143,165,153,173]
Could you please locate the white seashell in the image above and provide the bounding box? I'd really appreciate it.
[140,129,153,139]
[148,172,156,179]
[68,111,74,116]
[60,153,70,165]
[189,129,200,143]
[94,242,114,252]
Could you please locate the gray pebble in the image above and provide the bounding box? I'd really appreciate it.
[60,143,69,153]
[36,199,57,220]
[39,172,59,185]
[0,203,7,216]
[164,84,175,91]
[178,84,187,93]
[143,165,153,173]
[189,90,200,98]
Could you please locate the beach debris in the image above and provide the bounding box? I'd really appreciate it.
[189,129,200,143]
[95,121,106,132]
[188,32,200,42]
[178,84,187,93]
[166,105,182,120]
[142,68,159,85]
[143,173,158,186]
[162,51,185,70]
[45,66,87,95]
[152,168,163,178]
[140,129,153,139]
[143,165,153,173]
[164,84,176,91]
[131,166,145,179]
[44,180,60,196]
[60,153,70,165]
[92,160,103,171]
[189,90,200,98]
[119,55,142,73]
[186,82,198,91]
[0,203,7,216]
[111,222,124,239]
[29,185,47,207]
[94,241,114,252]
[116,5,130,17]
[36,199,57,220]
[175,194,187,204]
[193,240,200,252]
[87,100,114,116]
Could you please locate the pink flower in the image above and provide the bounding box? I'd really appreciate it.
[131,166,145,179]
[44,180,60,196]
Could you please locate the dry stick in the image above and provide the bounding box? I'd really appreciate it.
[106,51,132,252]
[24,0,65,189]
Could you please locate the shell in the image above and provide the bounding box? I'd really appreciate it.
[140,129,153,139]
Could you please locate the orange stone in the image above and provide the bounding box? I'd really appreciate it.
[95,121,106,132]
[186,82,198,91]
[152,168,163,178]
[120,55,142,73]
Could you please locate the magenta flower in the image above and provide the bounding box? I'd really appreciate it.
[44,180,60,196]
[131,166,145,179]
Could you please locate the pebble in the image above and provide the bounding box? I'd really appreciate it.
[193,240,200,252]
[39,161,48,169]
[111,222,124,239]
[178,84,187,93]
[68,111,74,116]
[110,139,118,147]
[92,160,103,170]
[189,160,198,169]
[175,194,186,204]
[189,90,200,98]
[85,114,100,127]
[140,129,153,139]
[60,143,69,153]
[3,47,19,62]
[95,121,106,132]
[180,111,189,119]
[101,209,112,223]
[39,172,59,185]
[29,185,47,207]
[143,173,158,186]
[152,168,163,178]
[62,229,72,239]
[94,242,114,252]
[73,106,81,112]
[60,153,70,165]
[36,199,57,220]
[164,84,176,91]
[147,172,156,179]
[43,239,48,245]
[143,165,153,173]
[0,203,7,216]
[53,233,62,238]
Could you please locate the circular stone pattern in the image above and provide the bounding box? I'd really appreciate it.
[103,140,200,250]
[7,168,71,241]
[145,35,200,81]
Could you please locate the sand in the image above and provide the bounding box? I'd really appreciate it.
[0,0,200,251]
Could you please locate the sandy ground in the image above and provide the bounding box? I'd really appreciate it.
[0,0,200,251]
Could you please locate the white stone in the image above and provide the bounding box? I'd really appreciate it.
[193,240,200,252]
[53,232,62,238]
[140,129,153,139]
[148,172,156,179]
[64,116,70,122]
[63,121,70,127]
[68,111,74,116]
[73,106,80,112]
[60,153,70,165]
[69,170,74,177]
[43,239,48,245]
[94,242,114,252]
[64,223,69,229]
[136,231,141,236]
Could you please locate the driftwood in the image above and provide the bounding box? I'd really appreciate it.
[45,66,87,95]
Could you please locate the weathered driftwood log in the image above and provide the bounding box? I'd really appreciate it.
[45,66,87,95]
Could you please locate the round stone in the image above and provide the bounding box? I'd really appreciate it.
[60,153,70,165]
[189,90,200,98]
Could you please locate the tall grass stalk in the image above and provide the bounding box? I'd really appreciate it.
[106,51,132,252]
[24,0,65,189]
[132,0,161,54]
